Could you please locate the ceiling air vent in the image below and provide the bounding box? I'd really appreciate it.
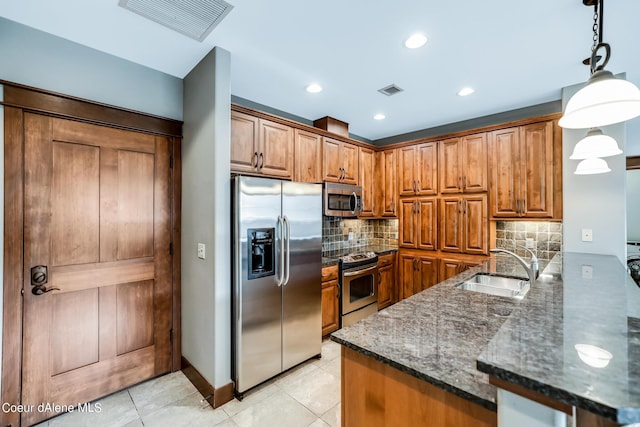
[378,84,404,96]
[119,0,234,42]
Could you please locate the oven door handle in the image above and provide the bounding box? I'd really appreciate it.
[343,265,378,277]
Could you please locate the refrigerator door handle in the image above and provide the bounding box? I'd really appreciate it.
[276,216,285,286]
[283,216,291,286]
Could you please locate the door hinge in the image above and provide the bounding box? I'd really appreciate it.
[169,242,173,255]
[21,288,25,296]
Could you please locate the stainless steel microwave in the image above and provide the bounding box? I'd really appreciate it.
[323,182,362,217]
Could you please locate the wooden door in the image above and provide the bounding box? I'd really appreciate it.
[231,110,259,173]
[258,119,293,178]
[417,198,437,251]
[463,195,488,255]
[460,133,487,192]
[376,149,397,217]
[438,138,462,194]
[399,254,417,300]
[399,199,418,248]
[294,129,322,183]
[439,258,464,281]
[520,121,554,218]
[439,197,462,253]
[397,146,417,196]
[341,142,359,185]
[322,137,342,182]
[377,256,395,310]
[416,142,438,195]
[22,114,172,426]
[417,256,438,293]
[321,280,340,337]
[359,146,375,217]
[489,128,520,218]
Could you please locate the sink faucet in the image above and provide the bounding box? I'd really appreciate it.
[490,246,539,284]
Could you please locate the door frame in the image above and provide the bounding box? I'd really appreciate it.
[1,81,182,427]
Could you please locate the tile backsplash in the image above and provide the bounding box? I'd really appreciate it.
[495,221,562,260]
[322,217,398,252]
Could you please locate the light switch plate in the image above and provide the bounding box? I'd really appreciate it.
[581,229,593,242]
[197,243,206,259]
[525,238,535,249]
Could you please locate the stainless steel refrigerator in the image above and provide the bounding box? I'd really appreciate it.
[232,176,322,396]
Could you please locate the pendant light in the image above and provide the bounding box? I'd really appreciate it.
[570,127,622,159]
[559,0,640,129]
[574,157,611,175]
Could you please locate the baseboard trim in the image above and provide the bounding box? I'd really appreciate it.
[181,356,234,409]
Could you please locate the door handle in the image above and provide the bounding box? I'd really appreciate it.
[259,153,264,169]
[283,216,291,286]
[30,265,60,295]
[276,216,284,286]
[522,199,526,215]
[458,176,462,190]
[253,152,258,168]
[463,176,467,190]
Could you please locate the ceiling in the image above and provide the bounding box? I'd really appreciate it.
[1,0,639,142]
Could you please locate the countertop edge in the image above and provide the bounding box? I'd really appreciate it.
[331,335,497,412]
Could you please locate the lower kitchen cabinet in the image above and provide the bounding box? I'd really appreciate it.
[321,264,340,337]
[377,253,396,310]
[439,194,488,255]
[439,257,482,282]
[399,251,438,300]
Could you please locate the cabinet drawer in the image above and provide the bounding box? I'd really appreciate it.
[321,265,339,282]
[378,253,394,267]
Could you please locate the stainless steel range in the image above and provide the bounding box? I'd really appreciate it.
[339,251,378,327]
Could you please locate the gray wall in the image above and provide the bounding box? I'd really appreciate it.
[561,81,627,264]
[182,48,232,388]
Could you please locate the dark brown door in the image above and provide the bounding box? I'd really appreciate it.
[22,114,172,426]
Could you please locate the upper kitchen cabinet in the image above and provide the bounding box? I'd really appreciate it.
[439,134,487,194]
[374,149,397,217]
[231,110,293,178]
[323,137,359,185]
[294,129,322,183]
[398,142,438,196]
[489,121,555,218]
[359,146,375,217]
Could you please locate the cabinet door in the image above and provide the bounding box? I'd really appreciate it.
[439,138,462,194]
[397,146,418,196]
[231,111,259,173]
[439,258,464,281]
[359,147,375,217]
[417,256,438,293]
[460,133,487,192]
[417,198,437,251]
[321,279,340,337]
[341,142,359,185]
[399,199,418,248]
[417,142,438,195]
[379,149,397,217]
[439,197,462,253]
[520,121,554,218]
[323,137,342,182]
[463,195,488,255]
[399,254,417,300]
[294,129,322,183]
[377,262,395,310]
[259,119,293,178]
[489,128,520,218]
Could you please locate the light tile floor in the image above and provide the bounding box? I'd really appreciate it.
[35,339,342,427]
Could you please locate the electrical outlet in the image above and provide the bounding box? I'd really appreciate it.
[581,229,593,242]
[348,232,354,241]
[525,238,535,249]
[582,265,593,279]
[197,243,206,259]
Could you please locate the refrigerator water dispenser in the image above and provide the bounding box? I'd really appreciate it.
[248,228,275,279]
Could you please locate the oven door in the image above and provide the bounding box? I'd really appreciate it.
[341,264,378,315]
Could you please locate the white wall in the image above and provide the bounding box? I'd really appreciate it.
[561,81,627,264]
[182,47,232,388]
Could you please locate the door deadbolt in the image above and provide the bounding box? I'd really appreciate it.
[31,265,48,286]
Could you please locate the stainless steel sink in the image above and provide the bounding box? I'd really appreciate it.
[455,274,530,300]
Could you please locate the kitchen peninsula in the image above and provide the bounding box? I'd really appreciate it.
[331,252,640,426]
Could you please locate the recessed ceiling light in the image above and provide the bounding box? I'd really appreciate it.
[373,113,386,120]
[404,33,427,49]
[306,83,323,93]
[457,87,475,97]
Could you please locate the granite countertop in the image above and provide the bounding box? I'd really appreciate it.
[477,252,640,424]
[331,254,535,410]
[322,245,398,266]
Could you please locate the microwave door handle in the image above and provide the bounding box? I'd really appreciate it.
[283,216,291,286]
[350,192,357,214]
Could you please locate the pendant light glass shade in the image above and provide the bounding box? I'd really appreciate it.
[570,127,622,159]
[574,157,611,175]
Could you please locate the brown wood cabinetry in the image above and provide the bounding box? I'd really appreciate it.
[377,253,396,310]
[489,121,555,218]
[231,110,293,178]
[398,251,438,300]
[439,194,488,255]
[399,197,437,251]
[398,142,438,196]
[321,264,340,337]
[374,149,397,217]
[294,129,322,183]
[439,257,481,282]
[359,146,375,217]
[323,137,359,184]
[439,134,487,194]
